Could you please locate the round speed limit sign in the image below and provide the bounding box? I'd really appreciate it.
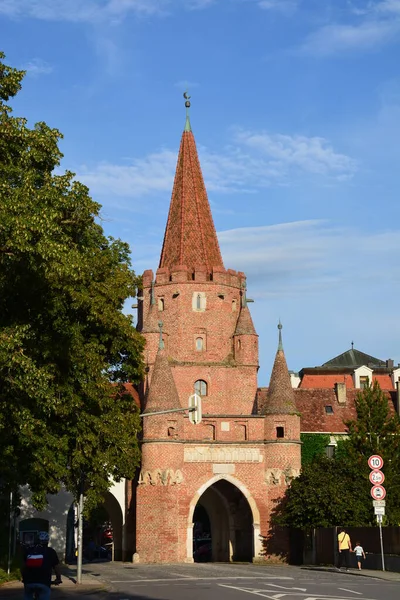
[369,470,385,485]
[368,455,384,470]
[371,485,386,500]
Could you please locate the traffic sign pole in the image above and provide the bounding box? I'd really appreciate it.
[368,455,385,571]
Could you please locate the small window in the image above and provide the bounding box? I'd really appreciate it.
[194,379,207,397]
[196,337,204,351]
[276,426,284,439]
[325,405,334,414]
[192,292,206,312]
[360,376,369,390]
[237,339,241,350]
[232,299,237,312]
[158,298,164,311]
[326,445,335,459]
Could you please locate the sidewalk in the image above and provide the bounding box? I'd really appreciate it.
[302,565,400,582]
[0,566,109,599]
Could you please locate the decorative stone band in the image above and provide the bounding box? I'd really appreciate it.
[265,467,300,486]
[138,469,184,486]
[184,446,263,463]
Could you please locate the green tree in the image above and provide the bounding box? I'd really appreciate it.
[337,380,400,524]
[0,52,144,510]
[275,456,371,529]
[276,382,400,528]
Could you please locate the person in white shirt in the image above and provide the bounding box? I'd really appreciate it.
[353,541,366,570]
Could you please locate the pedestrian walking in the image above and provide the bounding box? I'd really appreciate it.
[22,531,62,599]
[353,541,366,570]
[337,527,352,570]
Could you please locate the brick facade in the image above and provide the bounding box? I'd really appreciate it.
[134,110,301,564]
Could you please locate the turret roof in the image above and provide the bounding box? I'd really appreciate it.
[143,346,181,413]
[263,324,297,415]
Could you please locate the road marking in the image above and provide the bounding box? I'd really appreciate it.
[110,575,294,583]
[338,590,362,595]
[266,584,307,592]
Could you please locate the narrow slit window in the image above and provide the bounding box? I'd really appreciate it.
[196,337,204,351]
[158,298,164,311]
[276,426,284,439]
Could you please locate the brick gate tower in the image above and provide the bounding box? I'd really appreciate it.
[135,99,301,563]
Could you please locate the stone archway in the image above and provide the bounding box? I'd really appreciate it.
[188,475,261,563]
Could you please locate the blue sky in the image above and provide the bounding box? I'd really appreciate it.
[1,0,400,383]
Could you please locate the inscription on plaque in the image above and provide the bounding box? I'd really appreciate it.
[184,446,262,463]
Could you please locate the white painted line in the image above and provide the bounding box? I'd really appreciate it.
[218,584,279,599]
[338,589,362,595]
[266,584,307,591]
[110,575,294,583]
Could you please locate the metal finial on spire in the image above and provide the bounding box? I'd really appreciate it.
[278,320,283,351]
[183,91,191,132]
[158,320,164,350]
[351,341,354,350]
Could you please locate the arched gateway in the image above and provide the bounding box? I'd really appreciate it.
[188,475,261,562]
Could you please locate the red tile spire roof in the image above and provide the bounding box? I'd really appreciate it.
[263,323,297,415]
[159,104,224,273]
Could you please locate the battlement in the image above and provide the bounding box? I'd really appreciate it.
[146,265,246,288]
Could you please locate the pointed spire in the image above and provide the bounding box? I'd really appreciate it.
[278,320,283,351]
[143,345,181,414]
[159,96,224,273]
[184,91,191,132]
[234,304,257,336]
[263,323,297,415]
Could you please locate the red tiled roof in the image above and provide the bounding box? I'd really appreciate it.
[258,387,397,432]
[299,373,394,390]
[300,374,355,389]
[159,130,224,272]
[121,383,140,408]
[234,305,257,336]
[262,349,297,415]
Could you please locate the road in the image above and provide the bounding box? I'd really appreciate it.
[83,562,400,600]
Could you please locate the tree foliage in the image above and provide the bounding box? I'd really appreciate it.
[0,52,144,510]
[276,381,400,528]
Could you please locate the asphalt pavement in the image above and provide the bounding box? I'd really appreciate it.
[2,562,400,600]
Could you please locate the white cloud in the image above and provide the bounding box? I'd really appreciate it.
[77,128,356,201]
[299,0,400,56]
[0,0,218,21]
[22,58,53,77]
[218,220,400,294]
[300,19,400,55]
[234,128,357,176]
[0,0,167,22]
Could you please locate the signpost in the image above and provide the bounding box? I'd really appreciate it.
[368,455,385,571]
[370,485,386,500]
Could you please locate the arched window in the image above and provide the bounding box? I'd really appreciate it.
[158,298,164,311]
[196,337,204,351]
[194,379,207,397]
[196,294,201,310]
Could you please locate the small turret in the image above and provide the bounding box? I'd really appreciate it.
[233,281,258,366]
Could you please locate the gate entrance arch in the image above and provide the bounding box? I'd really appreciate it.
[188,475,261,563]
